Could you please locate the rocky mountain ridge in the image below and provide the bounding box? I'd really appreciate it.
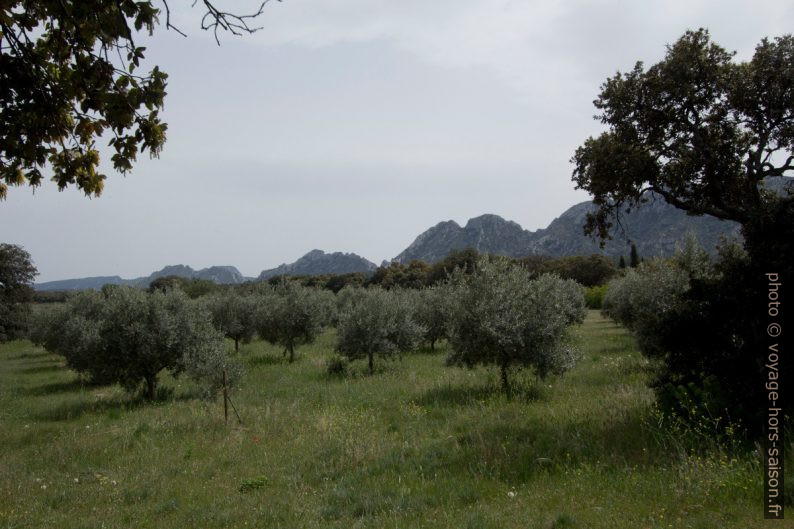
[38,180,793,290]
[257,250,377,280]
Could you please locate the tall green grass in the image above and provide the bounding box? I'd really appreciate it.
[0,311,782,528]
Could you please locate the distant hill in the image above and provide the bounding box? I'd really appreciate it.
[392,196,745,264]
[526,196,742,258]
[36,265,249,291]
[35,177,791,290]
[34,276,129,292]
[393,215,535,264]
[532,177,790,259]
[257,250,377,280]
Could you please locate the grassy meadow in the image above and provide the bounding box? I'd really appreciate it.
[0,311,782,528]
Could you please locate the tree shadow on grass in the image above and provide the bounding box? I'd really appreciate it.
[18,364,64,375]
[247,354,287,367]
[33,389,195,422]
[412,344,446,355]
[445,411,666,485]
[350,407,675,489]
[23,378,91,396]
[416,382,543,408]
[5,350,50,360]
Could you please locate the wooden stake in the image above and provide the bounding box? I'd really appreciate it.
[223,369,228,425]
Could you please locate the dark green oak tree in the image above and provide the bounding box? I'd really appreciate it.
[0,1,276,199]
[573,30,793,435]
[0,243,38,341]
[572,29,793,270]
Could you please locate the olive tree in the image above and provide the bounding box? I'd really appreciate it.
[37,286,235,400]
[446,258,582,397]
[204,291,258,352]
[535,274,588,326]
[602,234,713,357]
[601,260,690,358]
[672,231,713,281]
[335,287,423,374]
[255,282,327,363]
[31,290,110,382]
[413,286,450,350]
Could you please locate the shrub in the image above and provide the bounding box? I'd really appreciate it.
[325,354,349,377]
[335,287,423,374]
[446,258,582,396]
[652,250,784,436]
[521,254,618,287]
[584,284,608,309]
[601,260,690,357]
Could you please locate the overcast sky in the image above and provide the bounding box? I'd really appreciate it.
[3,0,793,282]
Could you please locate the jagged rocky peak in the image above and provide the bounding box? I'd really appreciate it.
[392,197,745,264]
[150,264,195,280]
[258,249,377,280]
[194,266,245,284]
[464,214,519,230]
[302,249,330,260]
[393,213,535,264]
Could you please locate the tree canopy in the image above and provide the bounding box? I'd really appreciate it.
[446,258,584,396]
[0,243,38,341]
[335,287,422,374]
[577,29,793,437]
[34,286,232,400]
[571,29,793,266]
[0,1,275,199]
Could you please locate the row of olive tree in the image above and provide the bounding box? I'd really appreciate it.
[335,287,424,374]
[601,234,712,357]
[202,282,335,362]
[31,287,241,400]
[202,281,446,371]
[333,258,586,394]
[59,261,587,398]
[598,235,773,427]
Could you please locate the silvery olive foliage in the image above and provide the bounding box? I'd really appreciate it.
[601,236,716,359]
[203,291,258,352]
[255,282,329,363]
[532,273,588,326]
[313,288,338,327]
[412,285,451,350]
[180,320,244,401]
[35,287,239,400]
[601,259,691,357]
[335,287,424,374]
[31,290,109,382]
[334,285,362,318]
[445,258,583,396]
[672,232,714,281]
